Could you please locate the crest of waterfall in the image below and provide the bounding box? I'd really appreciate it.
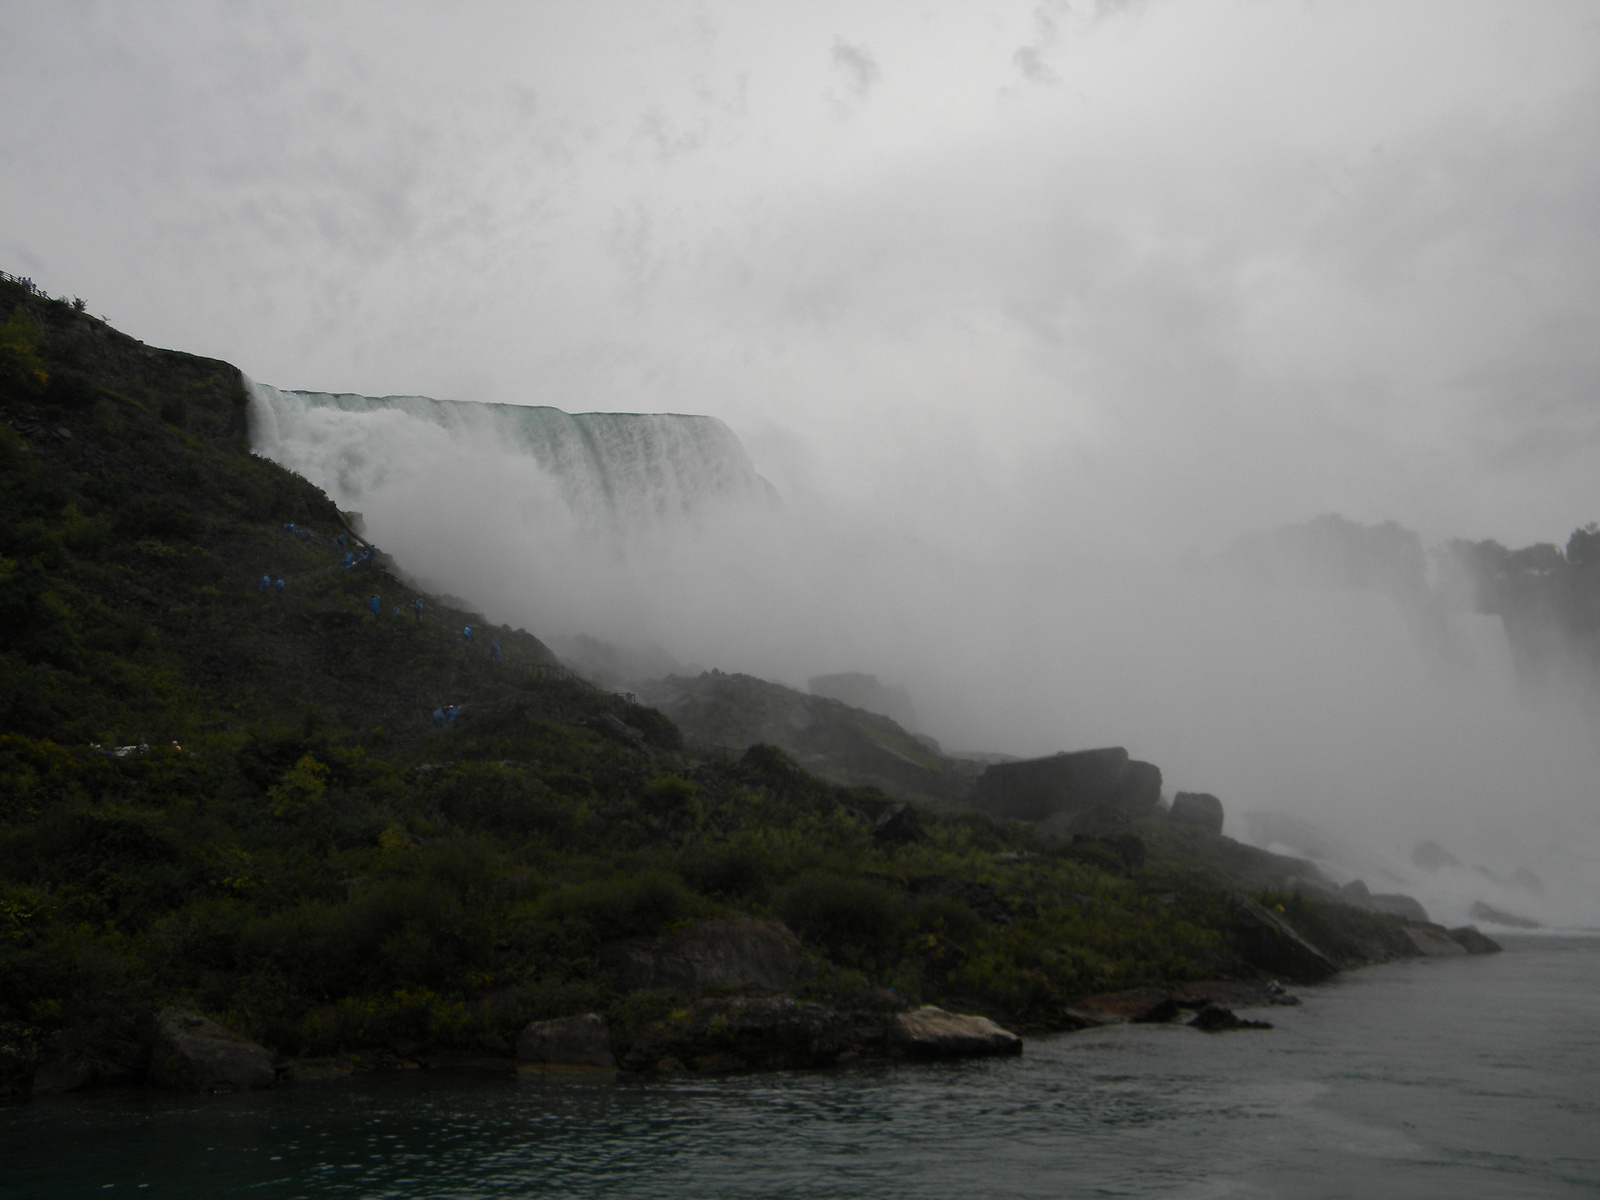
[247,382,778,538]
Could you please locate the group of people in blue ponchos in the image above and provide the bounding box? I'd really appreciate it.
[256,526,513,735]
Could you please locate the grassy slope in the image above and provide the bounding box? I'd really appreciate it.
[0,278,1426,1092]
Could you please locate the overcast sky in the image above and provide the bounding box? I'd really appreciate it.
[4,0,1600,554]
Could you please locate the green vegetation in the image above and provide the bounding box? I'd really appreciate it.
[0,275,1427,1093]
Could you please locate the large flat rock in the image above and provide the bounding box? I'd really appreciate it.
[1402,926,1469,956]
[968,748,1162,824]
[887,1006,1023,1060]
[1233,898,1339,982]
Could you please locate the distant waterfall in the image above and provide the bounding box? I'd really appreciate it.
[246,382,778,536]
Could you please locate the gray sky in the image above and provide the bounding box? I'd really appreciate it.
[5,0,1600,556]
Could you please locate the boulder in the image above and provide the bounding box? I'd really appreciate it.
[968,747,1162,824]
[600,918,816,995]
[874,802,927,846]
[887,1006,1023,1060]
[1402,926,1468,956]
[1169,792,1225,836]
[517,1014,615,1071]
[149,1008,275,1092]
[1340,878,1372,903]
[1187,1006,1272,1032]
[1232,898,1339,982]
[1447,926,1502,954]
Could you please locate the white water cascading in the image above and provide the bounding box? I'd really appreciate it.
[248,383,778,538]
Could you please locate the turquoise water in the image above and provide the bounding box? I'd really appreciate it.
[5,935,1597,1199]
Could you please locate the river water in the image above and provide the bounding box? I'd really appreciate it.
[5,935,1597,1199]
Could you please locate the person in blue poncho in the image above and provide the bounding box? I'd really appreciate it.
[412,598,424,622]
[370,595,381,616]
[432,708,445,727]
[463,624,473,644]
[274,577,284,596]
[259,573,270,593]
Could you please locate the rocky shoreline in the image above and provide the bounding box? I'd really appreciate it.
[22,913,1499,1096]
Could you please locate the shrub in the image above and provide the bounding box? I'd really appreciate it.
[537,870,697,943]
[908,892,983,945]
[428,764,575,839]
[775,873,907,974]
[239,877,493,995]
[638,775,701,824]
[678,842,772,902]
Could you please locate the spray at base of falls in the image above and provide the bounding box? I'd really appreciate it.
[246,379,1600,929]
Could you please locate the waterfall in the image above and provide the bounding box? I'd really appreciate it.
[247,382,778,537]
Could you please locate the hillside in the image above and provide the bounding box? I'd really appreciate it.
[636,670,981,804]
[0,274,1491,1097]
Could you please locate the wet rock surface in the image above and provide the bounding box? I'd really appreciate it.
[616,997,1021,1073]
[1077,980,1299,1026]
[149,1008,275,1092]
[1402,925,1469,956]
[1233,898,1340,982]
[517,1014,616,1071]
[1187,1006,1272,1032]
[969,747,1162,823]
[873,802,927,846]
[887,1007,1023,1060]
[1169,792,1225,836]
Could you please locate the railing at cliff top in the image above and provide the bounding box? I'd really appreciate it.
[1,270,85,310]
